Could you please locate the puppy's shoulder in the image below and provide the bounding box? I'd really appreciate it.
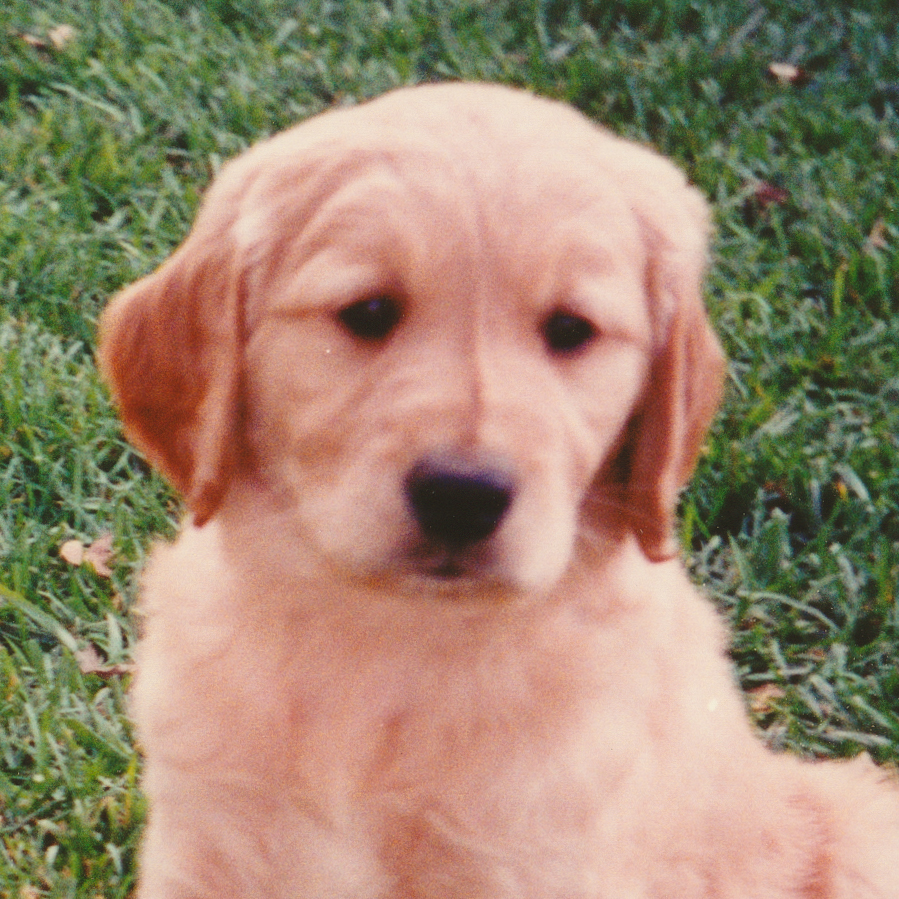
[592,538,722,637]
[139,520,234,617]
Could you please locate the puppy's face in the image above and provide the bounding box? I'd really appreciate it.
[99,84,724,596]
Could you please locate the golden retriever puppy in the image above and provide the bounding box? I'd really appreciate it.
[99,82,899,898]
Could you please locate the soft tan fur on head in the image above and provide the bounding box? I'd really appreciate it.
[100,82,723,562]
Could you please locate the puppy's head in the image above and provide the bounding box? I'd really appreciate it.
[99,83,723,595]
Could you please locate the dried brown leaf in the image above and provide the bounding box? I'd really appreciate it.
[748,683,786,716]
[19,25,76,52]
[865,218,888,252]
[59,533,115,577]
[75,644,104,672]
[20,32,49,49]
[84,532,115,578]
[59,539,85,566]
[768,62,807,85]
[75,644,134,679]
[48,24,76,50]
[752,180,790,209]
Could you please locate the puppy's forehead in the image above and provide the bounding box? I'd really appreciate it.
[223,86,655,321]
[231,86,642,230]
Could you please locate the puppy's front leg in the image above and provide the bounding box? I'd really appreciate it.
[136,780,389,899]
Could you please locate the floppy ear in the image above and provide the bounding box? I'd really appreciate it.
[622,184,726,561]
[97,228,244,525]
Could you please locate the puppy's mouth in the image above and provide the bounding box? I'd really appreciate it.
[427,559,468,580]
[408,542,491,584]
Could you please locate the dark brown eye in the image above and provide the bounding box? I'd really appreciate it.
[542,310,597,354]
[338,296,402,342]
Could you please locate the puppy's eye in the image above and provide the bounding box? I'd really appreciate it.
[542,310,597,354]
[338,296,403,342]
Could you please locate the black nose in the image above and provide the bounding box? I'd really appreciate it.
[405,461,515,546]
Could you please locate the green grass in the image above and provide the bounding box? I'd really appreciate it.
[1,0,897,893]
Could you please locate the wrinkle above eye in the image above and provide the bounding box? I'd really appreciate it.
[257,248,395,320]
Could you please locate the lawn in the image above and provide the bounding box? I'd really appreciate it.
[1,0,897,893]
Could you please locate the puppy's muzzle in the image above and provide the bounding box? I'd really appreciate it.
[405,459,515,547]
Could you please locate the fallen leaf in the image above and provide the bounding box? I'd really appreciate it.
[748,683,786,716]
[48,24,76,50]
[75,644,104,671]
[20,32,48,49]
[865,217,888,252]
[768,62,807,85]
[75,644,134,679]
[835,478,849,501]
[84,532,114,578]
[18,25,76,52]
[59,533,115,577]
[752,180,790,208]
[59,539,85,566]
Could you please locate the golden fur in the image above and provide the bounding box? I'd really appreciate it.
[99,83,899,898]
